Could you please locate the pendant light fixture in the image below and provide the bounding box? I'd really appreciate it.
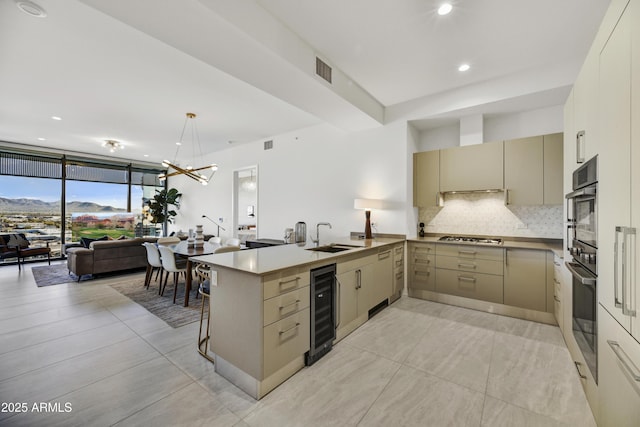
[159,112,218,185]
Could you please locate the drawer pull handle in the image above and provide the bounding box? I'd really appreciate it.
[279,299,301,310]
[396,272,403,279]
[396,260,403,267]
[457,275,476,283]
[415,259,431,264]
[415,270,430,277]
[553,296,560,302]
[458,263,476,269]
[379,251,391,260]
[458,250,477,255]
[608,340,640,382]
[279,277,300,289]
[279,322,300,335]
[553,261,561,267]
[574,361,587,379]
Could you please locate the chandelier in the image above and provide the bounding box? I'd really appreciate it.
[159,113,218,185]
[103,139,123,153]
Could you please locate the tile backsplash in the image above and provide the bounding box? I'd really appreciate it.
[419,192,563,238]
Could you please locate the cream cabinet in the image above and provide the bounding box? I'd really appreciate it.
[503,248,546,312]
[434,244,504,304]
[439,140,504,192]
[371,248,393,308]
[543,133,564,204]
[413,150,440,207]
[335,252,377,341]
[390,243,404,302]
[504,134,564,205]
[598,305,640,427]
[407,242,436,295]
[598,1,636,335]
[549,253,564,331]
[505,136,544,205]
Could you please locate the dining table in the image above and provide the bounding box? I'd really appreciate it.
[170,240,220,307]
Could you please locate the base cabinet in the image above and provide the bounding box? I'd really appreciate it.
[503,248,547,312]
[407,242,435,294]
[598,304,640,427]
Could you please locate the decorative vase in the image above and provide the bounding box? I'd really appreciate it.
[187,228,195,247]
[195,224,204,248]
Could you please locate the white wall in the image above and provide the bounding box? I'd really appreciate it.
[483,105,564,142]
[417,105,563,151]
[171,122,409,244]
[170,104,564,242]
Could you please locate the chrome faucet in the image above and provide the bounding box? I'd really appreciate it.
[312,222,332,246]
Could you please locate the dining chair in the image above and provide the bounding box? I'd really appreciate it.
[157,236,181,245]
[208,236,222,244]
[214,245,241,254]
[224,237,241,247]
[142,242,163,292]
[158,245,189,304]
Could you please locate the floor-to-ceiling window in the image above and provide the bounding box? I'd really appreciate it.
[0,148,165,265]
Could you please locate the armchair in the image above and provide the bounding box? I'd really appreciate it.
[1,233,51,270]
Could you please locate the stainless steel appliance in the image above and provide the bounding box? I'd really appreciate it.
[565,155,598,382]
[438,235,503,245]
[295,222,306,244]
[305,264,336,366]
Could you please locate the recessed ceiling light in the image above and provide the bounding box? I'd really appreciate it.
[458,63,470,72]
[15,0,47,18]
[143,154,149,157]
[37,137,46,141]
[438,3,452,15]
[175,142,182,146]
[51,116,62,121]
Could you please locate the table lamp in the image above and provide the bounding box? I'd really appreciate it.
[354,198,383,239]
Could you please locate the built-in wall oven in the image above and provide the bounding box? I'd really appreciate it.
[565,155,598,382]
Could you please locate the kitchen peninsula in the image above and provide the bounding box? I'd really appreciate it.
[191,237,405,399]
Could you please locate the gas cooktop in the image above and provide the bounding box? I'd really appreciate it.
[438,235,503,245]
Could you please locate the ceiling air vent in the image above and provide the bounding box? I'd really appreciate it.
[316,57,332,84]
[264,140,273,150]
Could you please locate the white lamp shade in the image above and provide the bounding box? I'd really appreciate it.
[354,198,384,210]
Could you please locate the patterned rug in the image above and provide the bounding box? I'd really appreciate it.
[31,264,202,328]
[109,274,203,328]
[31,264,83,286]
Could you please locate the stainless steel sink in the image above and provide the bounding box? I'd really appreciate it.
[306,243,363,253]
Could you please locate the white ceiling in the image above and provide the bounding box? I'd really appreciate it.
[0,0,610,164]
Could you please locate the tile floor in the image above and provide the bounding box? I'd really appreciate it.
[0,261,596,426]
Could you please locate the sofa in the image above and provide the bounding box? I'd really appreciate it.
[65,237,158,281]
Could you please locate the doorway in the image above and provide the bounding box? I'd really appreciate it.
[233,165,258,244]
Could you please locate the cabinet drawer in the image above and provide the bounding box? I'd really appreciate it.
[263,307,310,378]
[435,255,503,276]
[435,269,504,303]
[410,243,435,259]
[411,253,434,268]
[409,266,435,291]
[264,268,310,300]
[394,258,404,270]
[436,244,504,261]
[394,244,404,257]
[263,286,310,326]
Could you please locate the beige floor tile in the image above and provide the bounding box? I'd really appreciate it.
[481,396,573,427]
[359,365,484,427]
[404,316,495,392]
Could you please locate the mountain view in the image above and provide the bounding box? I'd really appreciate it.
[0,197,126,213]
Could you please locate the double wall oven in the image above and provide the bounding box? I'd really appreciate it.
[565,155,598,382]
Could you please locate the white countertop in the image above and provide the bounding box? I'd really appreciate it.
[190,237,404,275]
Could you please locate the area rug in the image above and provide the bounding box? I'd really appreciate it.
[32,264,83,286]
[31,264,202,328]
[108,275,203,328]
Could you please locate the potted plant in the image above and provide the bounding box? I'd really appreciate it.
[146,188,182,235]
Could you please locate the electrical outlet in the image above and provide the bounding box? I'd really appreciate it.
[210,270,218,287]
[218,217,224,223]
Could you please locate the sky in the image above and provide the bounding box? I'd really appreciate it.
[0,175,144,210]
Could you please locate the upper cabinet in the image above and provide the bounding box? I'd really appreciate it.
[504,136,544,205]
[504,134,564,205]
[440,140,504,192]
[543,133,564,205]
[413,133,563,206]
[413,150,439,207]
